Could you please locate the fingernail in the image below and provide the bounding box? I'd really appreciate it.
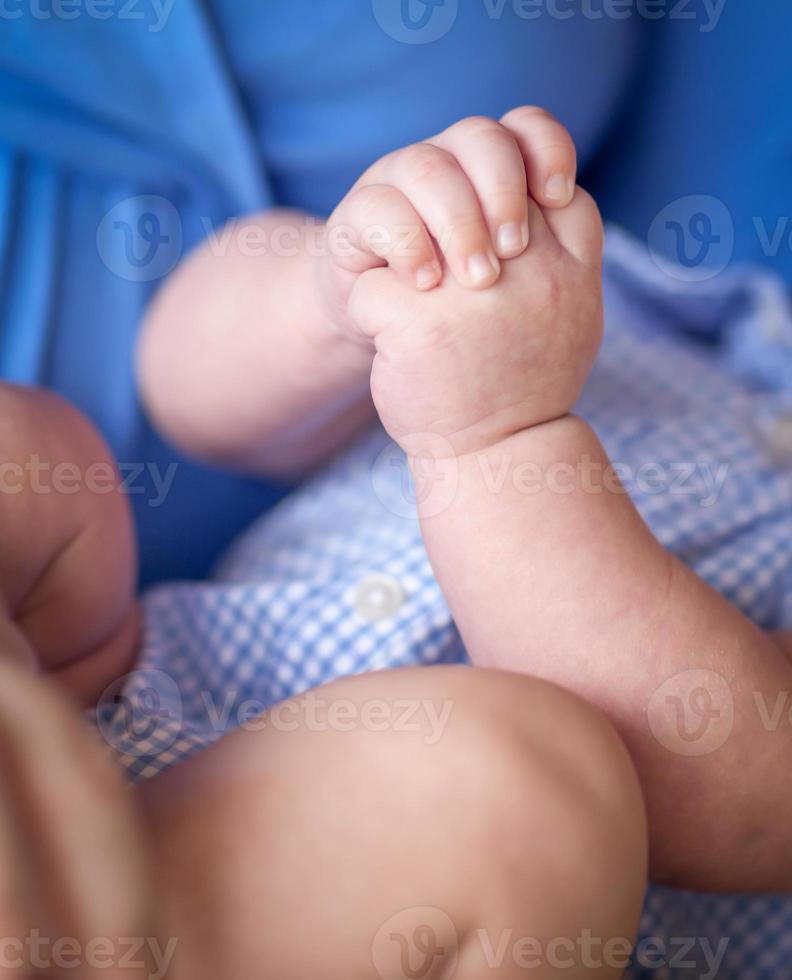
[496,221,529,257]
[468,250,500,286]
[545,173,574,203]
[416,262,441,290]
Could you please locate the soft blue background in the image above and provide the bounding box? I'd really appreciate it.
[1,0,789,583]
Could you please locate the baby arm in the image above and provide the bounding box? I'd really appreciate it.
[424,420,792,893]
[0,383,139,706]
[136,109,578,477]
[350,185,792,893]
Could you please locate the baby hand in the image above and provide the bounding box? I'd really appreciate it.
[348,188,604,457]
[318,107,578,335]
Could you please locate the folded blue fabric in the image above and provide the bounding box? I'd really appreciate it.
[0,0,638,583]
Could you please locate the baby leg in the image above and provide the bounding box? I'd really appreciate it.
[0,658,156,980]
[0,383,139,705]
[143,666,648,979]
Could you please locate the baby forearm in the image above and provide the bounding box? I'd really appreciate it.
[419,415,792,891]
[137,209,375,477]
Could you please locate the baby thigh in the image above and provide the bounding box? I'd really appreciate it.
[143,665,648,980]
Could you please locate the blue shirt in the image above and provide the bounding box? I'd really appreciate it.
[588,0,792,285]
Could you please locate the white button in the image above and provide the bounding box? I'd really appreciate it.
[762,415,792,462]
[355,574,406,621]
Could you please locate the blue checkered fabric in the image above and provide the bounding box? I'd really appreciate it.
[95,228,792,979]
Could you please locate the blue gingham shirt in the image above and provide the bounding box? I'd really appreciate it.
[97,228,792,980]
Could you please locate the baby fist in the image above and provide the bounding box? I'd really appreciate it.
[349,189,604,459]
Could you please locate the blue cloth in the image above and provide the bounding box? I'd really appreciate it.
[5,2,792,584]
[589,0,792,286]
[0,1,639,583]
[98,229,792,979]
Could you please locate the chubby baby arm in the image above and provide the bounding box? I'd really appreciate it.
[0,384,139,706]
[433,420,792,893]
[351,186,792,893]
[136,209,377,478]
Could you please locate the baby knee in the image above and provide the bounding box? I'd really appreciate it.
[0,384,138,704]
[372,667,648,978]
[443,666,643,842]
[312,665,646,875]
[143,666,648,980]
